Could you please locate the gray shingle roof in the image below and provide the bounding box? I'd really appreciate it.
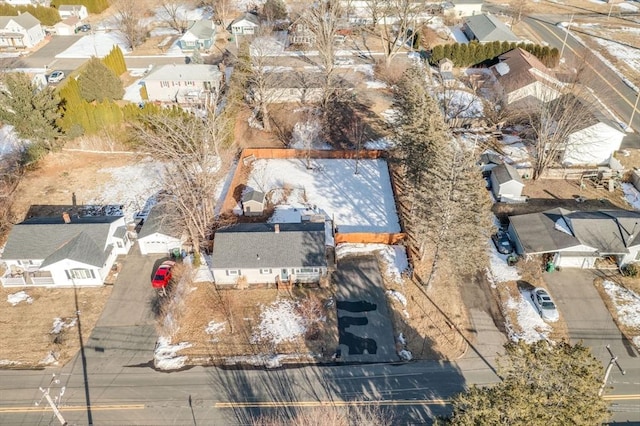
[0,12,41,30]
[242,189,265,203]
[509,208,582,253]
[492,163,523,185]
[212,222,326,269]
[1,216,121,266]
[231,12,259,27]
[566,211,628,254]
[464,14,519,42]
[185,19,215,40]
[138,205,182,239]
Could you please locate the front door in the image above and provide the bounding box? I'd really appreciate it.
[281,268,289,280]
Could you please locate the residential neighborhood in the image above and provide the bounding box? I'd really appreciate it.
[0,0,640,424]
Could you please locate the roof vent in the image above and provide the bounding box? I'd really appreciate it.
[274,224,280,233]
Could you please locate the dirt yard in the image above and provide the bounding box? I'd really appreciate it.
[593,275,640,349]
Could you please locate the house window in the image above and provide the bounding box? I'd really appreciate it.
[67,268,95,280]
[117,241,123,248]
[260,268,272,274]
[160,81,170,88]
[296,268,318,274]
[226,269,239,276]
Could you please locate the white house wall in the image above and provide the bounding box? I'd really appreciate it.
[507,81,560,105]
[619,246,640,267]
[454,4,483,17]
[43,259,104,286]
[138,232,182,255]
[212,267,325,285]
[564,122,624,166]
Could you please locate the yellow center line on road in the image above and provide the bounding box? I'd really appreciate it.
[0,404,145,413]
[535,19,637,110]
[603,394,640,401]
[215,399,451,409]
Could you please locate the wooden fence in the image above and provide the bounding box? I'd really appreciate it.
[335,233,406,245]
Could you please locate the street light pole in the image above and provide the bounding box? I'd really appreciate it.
[560,14,574,60]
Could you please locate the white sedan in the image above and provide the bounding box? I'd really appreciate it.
[531,287,560,322]
[47,71,65,84]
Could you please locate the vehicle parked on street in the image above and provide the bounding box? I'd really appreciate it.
[152,261,175,289]
[47,71,65,84]
[75,24,91,33]
[531,287,560,322]
[492,231,513,254]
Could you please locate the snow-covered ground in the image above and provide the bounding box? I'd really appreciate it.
[486,243,520,285]
[0,125,28,159]
[154,336,192,370]
[364,137,395,150]
[56,32,131,59]
[602,280,640,348]
[622,183,640,211]
[87,158,164,222]
[438,89,484,120]
[7,291,33,306]
[500,134,532,167]
[123,79,144,103]
[246,159,401,233]
[251,300,308,345]
[504,290,552,344]
[594,37,640,72]
[336,243,408,282]
[50,317,77,334]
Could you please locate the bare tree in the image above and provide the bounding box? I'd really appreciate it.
[116,0,147,50]
[509,0,531,24]
[132,86,233,253]
[199,0,236,26]
[379,0,425,66]
[363,0,386,29]
[160,1,190,34]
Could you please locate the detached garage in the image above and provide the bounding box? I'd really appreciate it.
[137,206,182,255]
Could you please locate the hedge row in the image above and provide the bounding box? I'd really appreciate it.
[430,41,560,69]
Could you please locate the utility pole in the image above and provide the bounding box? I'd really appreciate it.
[599,345,626,397]
[37,374,67,425]
[560,14,574,60]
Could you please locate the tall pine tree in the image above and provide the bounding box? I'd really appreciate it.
[78,57,124,102]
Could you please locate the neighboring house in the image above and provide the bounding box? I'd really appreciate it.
[451,0,484,16]
[491,48,563,105]
[250,31,289,56]
[142,64,223,106]
[0,214,131,287]
[438,58,456,87]
[462,14,520,43]
[478,151,503,173]
[57,5,89,20]
[508,208,640,268]
[490,163,524,201]
[550,94,626,166]
[137,206,183,255]
[53,16,80,36]
[242,189,265,216]
[255,71,325,104]
[177,19,216,52]
[229,12,259,35]
[0,12,45,49]
[288,20,316,46]
[211,222,328,286]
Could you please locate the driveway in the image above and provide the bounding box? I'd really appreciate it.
[333,256,397,363]
[21,35,83,68]
[544,269,639,397]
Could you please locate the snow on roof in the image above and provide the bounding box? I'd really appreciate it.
[494,61,510,76]
[145,64,222,82]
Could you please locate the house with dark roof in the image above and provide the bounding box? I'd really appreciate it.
[229,12,259,35]
[491,48,563,105]
[0,214,131,287]
[242,189,266,216]
[508,208,640,268]
[0,12,45,49]
[462,14,519,43]
[549,94,626,166]
[211,222,328,285]
[177,19,216,52]
[137,206,183,255]
[490,163,524,201]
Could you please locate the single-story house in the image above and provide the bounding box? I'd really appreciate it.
[550,94,626,166]
[250,31,289,56]
[478,151,503,173]
[211,222,328,286]
[491,48,563,105]
[508,208,640,268]
[288,20,316,46]
[438,58,456,87]
[57,5,89,20]
[255,71,325,104]
[0,214,131,287]
[0,12,45,49]
[242,189,265,216]
[142,64,223,106]
[53,16,80,36]
[451,0,484,17]
[177,19,216,52]
[462,14,519,43]
[229,12,259,35]
[137,206,183,255]
[490,163,524,201]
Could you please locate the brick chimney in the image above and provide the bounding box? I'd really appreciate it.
[274,224,280,233]
[62,212,71,224]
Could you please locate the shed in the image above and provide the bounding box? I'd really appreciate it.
[137,205,183,255]
[490,163,524,201]
[242,189,265,216]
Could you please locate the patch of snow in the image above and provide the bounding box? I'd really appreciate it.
[399,349,413,360]
[501,142,531,167]
[366,80,387,89]
[224,353,314,368]
[129,68,148,77]
[123,78,144,103]
[0,125,29,158]
[381,108,400,125]
[397,332,406,345]
[353,64,374,77]
[504,291,551,344]
[602,280,640,330]
[0,359,21,366]
[618,2,638,11]
[622,183,640,211]
[39,351,58,365]
[487,244,520,283]
[50,317,77,335]
[193,254,214,282]
[336,244,408,281]
[56,32,131,59]
[7,291,33,306]
[554,218,573,235]
[149,27,180,37]
[252,300,307,345]
[247,159,401,233]
[364,137,395,150]
[154,336,192,370]
[634,336,640,349]
[438,90,484,119]
[289,120,331,150]
[154,5,208,22]
[205,320,226,335]
[387,290,407,307]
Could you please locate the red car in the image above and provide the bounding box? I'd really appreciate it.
[152,261,175,289]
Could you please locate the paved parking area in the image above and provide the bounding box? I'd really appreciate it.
[21,35,83,68]
[333,256,397,363]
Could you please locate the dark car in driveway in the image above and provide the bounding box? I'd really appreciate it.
[492,231,514,254]
[75,24,91,33]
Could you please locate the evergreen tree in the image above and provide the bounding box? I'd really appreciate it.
[261,0,288,21]
[448,341,610,425]
[78,57,124,102]
[191,48,204,64]
[102,46,127,76]
[430,45,444,65]
[0,72,61,159]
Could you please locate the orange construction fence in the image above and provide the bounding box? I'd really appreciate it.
[334,233,406,245]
